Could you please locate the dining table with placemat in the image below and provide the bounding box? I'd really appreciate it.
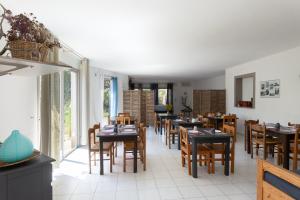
[266,123,296,170]
[97,124,138,175]
[173,118,204,150]
[189,128,231,178]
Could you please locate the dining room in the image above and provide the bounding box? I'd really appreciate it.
[0,1,300,200]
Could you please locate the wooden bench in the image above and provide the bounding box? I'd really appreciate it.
[257,159,300,200]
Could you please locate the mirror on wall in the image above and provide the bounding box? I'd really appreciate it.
[234,73,255,108]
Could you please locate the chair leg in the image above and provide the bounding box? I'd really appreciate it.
[199,155,202,166]
[165,132,168,146]
[93,152,96,166]
[181,154,185,167]
[256,144,259,156]
[221,153,225,165]
[110,148,113,173]
[263,146,267,160]
[89,152,91,174]
[293,153,297,171]
[169,134,171,149]
[112,145,115,165]
[187,156,191,176]
[123,148,126,172]
[115,142,118,157]
[251,143,254,159]
[143,149,146,171]
[212,153,215,174]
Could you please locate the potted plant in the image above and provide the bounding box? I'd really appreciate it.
[165,104,173,114]
[2,6,60,62]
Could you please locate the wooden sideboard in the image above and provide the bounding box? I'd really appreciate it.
[0,154,55,200]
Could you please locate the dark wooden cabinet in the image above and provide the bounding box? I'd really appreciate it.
[0,154,55,200]
[193,90,226,117]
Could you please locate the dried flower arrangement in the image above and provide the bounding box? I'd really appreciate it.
[0,4,60,61]
[6,13,60,48]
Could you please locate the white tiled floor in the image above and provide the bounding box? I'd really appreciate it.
[53,127,257,200]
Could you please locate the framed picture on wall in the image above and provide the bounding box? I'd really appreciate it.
[260,79,280,98]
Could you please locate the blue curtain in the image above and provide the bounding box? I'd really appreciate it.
[110,77,118,117]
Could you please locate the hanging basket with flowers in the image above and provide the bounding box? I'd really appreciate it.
[1,6,60,62]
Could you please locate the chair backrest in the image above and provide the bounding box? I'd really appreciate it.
[88,128,95,149]
[223,124,236,151]
[93,123,100,131]
[116,116,124,124]
[223,114,237,127]
[123,116,131,125]
[250,123,267,145]
[180,127,189,150]
[140,126,147,146]
[118,112,130,117]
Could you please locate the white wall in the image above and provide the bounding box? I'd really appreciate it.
[192,74,225,90]
[173,82,193,114]
[0,76,38,147]
[226,46,300,134]
[242,77,254,101]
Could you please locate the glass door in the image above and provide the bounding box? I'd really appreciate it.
[62,71,78,157]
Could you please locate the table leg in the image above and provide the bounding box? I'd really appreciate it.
[160,117,163,135]
[215,120,219,130]
[134,138,137,173]
[178,128,181,150]
[224,139,230,176]
[100,141,104,175]
[247,128,251,154]
[282,135,290,170]
[192,139,198,178]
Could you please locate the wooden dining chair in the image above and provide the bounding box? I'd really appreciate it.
[123,124,147,172]
[179,127,214,175]
[210,124,236,173]
[250,124,279,160]
[88,128,114,174]
[244,120,259,152]
[165,119,179,149]
[154,112,160,134]
[223,114,237,141]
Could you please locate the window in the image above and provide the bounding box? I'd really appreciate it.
[158,89,167,105]
[234,73,255,108]
[103,78,111,124]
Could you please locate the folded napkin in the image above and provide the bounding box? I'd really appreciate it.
[103,125,115,130]
[124,125,135,129]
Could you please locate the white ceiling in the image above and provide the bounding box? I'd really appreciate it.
[3,0,300,80]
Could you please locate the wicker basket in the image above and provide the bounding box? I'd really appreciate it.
[8,40,49,62]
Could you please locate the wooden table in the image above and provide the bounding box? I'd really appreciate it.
[173,120,204,150]
[97,127,138,175]
[190,129,231,178]
[266,124,295,170]
[158,113,178,135]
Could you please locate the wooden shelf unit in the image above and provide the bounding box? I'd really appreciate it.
[193,90,226,117]
[0,56,76,77]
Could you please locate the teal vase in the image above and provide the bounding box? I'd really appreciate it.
[0,130,34,163]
